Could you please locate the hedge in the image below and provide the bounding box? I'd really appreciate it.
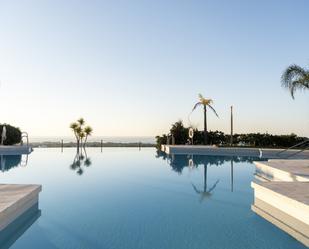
[0,124,22,145]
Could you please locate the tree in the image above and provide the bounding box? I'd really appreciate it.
[70,118,93,150]
[192,94,219,145]
[0,124,21,145]
[170,120,188,145]
[83,126,93,147]
[70,122,79,147]
[281,64,309,99]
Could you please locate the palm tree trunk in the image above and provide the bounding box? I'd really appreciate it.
[84,136,88,148]
[77,139,80,153]
[204,163,207,192]
[204,105,208,145]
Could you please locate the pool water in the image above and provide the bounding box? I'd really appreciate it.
[0,148,306,249]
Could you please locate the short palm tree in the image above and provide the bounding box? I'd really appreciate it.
[281,64,309,99]
[192,94,219,145]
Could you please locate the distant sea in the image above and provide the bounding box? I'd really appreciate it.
[30,136,156,144]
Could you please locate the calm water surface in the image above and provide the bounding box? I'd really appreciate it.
[0,148,306,249]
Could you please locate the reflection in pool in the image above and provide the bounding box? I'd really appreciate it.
[0,154,28,173]
[0,148,306,249]
[0,203,41,249]
[156,151,264,198]
[69,148,92,175]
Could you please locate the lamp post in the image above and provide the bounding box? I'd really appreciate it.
[230,106,233,146]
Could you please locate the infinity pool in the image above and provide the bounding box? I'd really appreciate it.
[0,148,306,249]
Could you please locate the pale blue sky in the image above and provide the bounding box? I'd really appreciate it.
[0,0,308,137]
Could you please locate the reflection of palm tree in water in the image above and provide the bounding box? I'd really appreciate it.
[70,148,92,175]
[191,163,219,202]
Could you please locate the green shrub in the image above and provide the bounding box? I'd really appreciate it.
[156,120,308,148]
[0,124,22,145]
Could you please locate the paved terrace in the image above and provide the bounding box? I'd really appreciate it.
[0,184,41,231]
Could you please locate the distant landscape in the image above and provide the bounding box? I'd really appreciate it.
[29,136,156,148]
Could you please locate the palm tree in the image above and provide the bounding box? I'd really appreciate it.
[70,122,79,146]
[83,126,93,147]
[77,118,85,126]
[70,118,93,150]
[192,94,219,145]
[79,130,85,146]
[281,64,309,99]
[75,126,82,149]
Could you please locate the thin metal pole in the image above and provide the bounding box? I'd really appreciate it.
[230,105,233,146]
[61,139,63,152]
[101,140,103,152]
[231,160,234,192]
[139,141,141,151]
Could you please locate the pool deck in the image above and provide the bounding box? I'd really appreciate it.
[252,160,309,246]
[0,184,41,232]
[0,146,33,155]
[161,145,309,159]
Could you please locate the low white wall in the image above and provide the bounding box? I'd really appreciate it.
[0,145,33,155]
[161,145,309,159]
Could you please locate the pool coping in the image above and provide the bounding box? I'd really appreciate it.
[0,146,33,155]
[161,145,309,159]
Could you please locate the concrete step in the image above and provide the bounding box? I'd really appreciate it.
[0,184,41,231]
[251,181,309,247]
[254,160,309,182]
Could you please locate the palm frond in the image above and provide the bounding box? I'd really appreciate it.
[198,93,213,105]
[202,98,213,106]
[281,64,309,98]
[208,104,219,117]
[290,79,309,98]
[191,183,201,194]
[77,118,85,126]
[84,126,93,135]
[192,102,202,112]
[70,122,78,130]
[208,180,220,193]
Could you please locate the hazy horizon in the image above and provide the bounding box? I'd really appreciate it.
[0,1,308,137]
[30,135,156,143]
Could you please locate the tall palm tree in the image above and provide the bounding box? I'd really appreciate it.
[78,130,85,146]
[83,126,93,147]
[192,94,219,145]
[281,64,309,99]
[70,122,79,146]
[75,126,82,150]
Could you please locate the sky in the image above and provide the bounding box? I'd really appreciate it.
[0,0,308,138]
